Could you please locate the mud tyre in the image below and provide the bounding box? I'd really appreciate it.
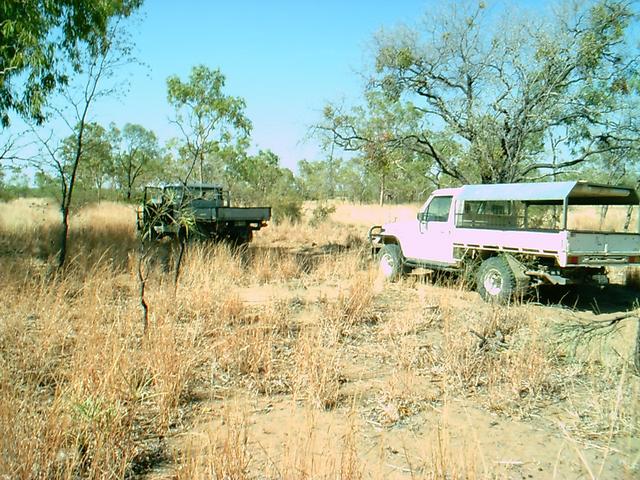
[476,256,516,304]
[378,244,404,281]
[227,228,252,246]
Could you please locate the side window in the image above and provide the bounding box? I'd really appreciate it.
[426,196,453,222]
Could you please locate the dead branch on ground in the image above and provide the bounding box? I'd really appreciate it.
[554,309,640,374]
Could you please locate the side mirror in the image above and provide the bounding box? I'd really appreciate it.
[417,211,428,222]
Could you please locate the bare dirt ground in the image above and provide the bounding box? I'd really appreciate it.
[1,199,638,479]
[163,276,640,479]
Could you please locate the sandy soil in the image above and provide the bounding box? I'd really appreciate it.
[153,272,640,479]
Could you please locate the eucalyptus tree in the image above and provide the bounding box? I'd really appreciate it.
[317,90,427,205]
[378,0,639,183]
[111,123,161,201]
[320,0,639,186]
[61,122,114,200]
[166,66,251,185]
[298,157,344,200]
[0,0,142,127]
[30,15,141,269]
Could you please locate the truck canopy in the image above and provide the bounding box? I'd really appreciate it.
[144,182,225,190]
[455,181,639,206]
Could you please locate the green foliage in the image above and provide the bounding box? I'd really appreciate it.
[270,197,302,224]
[0,172,31,200]
[316,90,426,204]
[18,121,164,204]
[323,0,639,186]
[224,148,303,223]
[298,155,435,204]
[309,203,336,226]
[166,65,251,185]
[227,149,282,199]
[0,0,143,127]
[111,123,162,200]
[297,157,342,200]
[60,123,114,199]
[227,149,299,202]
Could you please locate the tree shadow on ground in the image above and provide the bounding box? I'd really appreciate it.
[533,284,640,314]
[410,268,639,315]
[243,242,364,275]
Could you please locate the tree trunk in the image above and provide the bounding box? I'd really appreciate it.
[173,237,186,296]
[138,243,149,336]
[600,205,609,229]
[127,163,133,202]
[58,169,81,270]
[635,319,640,375]
[55,97,88,269]
[328,142,336,198]
[379,173,386,207]
[199,151,204,185]
[624,183,640,232]
[57,141,81,270]
[57,205,70,269]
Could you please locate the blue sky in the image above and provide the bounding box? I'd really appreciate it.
[90,0,440,170]
[93,0,546,172]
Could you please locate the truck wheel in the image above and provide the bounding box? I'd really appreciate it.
[227,228,252,245]
[238,229,252,244]
[476,256,516,303]
[378,244,404,281]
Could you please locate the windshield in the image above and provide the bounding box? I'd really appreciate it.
[426,196,452,222]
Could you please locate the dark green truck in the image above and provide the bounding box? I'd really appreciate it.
[137,183,271,243]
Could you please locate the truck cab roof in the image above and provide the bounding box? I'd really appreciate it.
[429,187,462,197]
[144,182,225,190]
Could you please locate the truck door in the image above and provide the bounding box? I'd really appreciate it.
[407,195,454,263]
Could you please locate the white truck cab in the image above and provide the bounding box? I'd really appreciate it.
[380,188,461,265]
[369,181,640,302]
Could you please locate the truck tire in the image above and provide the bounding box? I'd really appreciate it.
[476,256,516,304]
[378,244,404,281]
[230,228,252,245]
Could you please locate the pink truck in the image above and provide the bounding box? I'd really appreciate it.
[368,181,640,302]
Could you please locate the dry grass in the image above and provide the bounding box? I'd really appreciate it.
[175,407,251,479]
[1,199,638,479]
[328,201,419,227]
[568,205,639,232]
[0,197,59,227]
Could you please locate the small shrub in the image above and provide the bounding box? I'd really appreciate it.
[293,332,342,410]
[320,273,380,343]
[309,203,336,226]
[270,198,302,224]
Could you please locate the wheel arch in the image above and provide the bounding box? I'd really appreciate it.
[379,234,403,248]
[379,235,408,257]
